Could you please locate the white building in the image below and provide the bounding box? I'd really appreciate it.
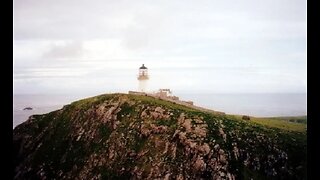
[137,64,149,92]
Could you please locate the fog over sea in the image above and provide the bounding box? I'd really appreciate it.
[13,93,306,129]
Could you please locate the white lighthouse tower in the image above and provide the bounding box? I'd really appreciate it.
[137,64,149,92]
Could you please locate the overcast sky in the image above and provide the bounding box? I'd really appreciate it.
[14,0,306,95]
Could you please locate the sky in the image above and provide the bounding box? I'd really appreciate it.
[14,0,306,95]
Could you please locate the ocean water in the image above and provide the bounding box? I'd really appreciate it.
[13,94,88,129]
[13,93,306,129]
[176,93,307,117]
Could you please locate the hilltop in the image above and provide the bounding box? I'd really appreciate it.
[13,93,307,179]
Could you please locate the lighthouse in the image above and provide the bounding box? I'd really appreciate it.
[137,64,149,92]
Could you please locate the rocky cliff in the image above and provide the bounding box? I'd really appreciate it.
[13,93,306,179]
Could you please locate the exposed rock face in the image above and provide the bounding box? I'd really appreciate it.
[13,93,306,180]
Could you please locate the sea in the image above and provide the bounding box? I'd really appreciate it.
[13,93,307,129]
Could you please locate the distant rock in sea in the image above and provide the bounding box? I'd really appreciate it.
[23,107,33,110]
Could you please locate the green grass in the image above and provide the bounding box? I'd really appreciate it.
[227,115,307,133]
[251,117,306,132]
[267,116,307,124]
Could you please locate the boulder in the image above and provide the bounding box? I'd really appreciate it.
[242,115,250,120]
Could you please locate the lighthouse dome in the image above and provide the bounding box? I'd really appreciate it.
[139,64,147,69]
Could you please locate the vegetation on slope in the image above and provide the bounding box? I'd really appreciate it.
[229,115,307,132]
[13,93,307,179]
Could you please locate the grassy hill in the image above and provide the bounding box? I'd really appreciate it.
[13,93,307,179]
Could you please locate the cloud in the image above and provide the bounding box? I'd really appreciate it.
[42,41,84,59]
[14,0,306,94]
